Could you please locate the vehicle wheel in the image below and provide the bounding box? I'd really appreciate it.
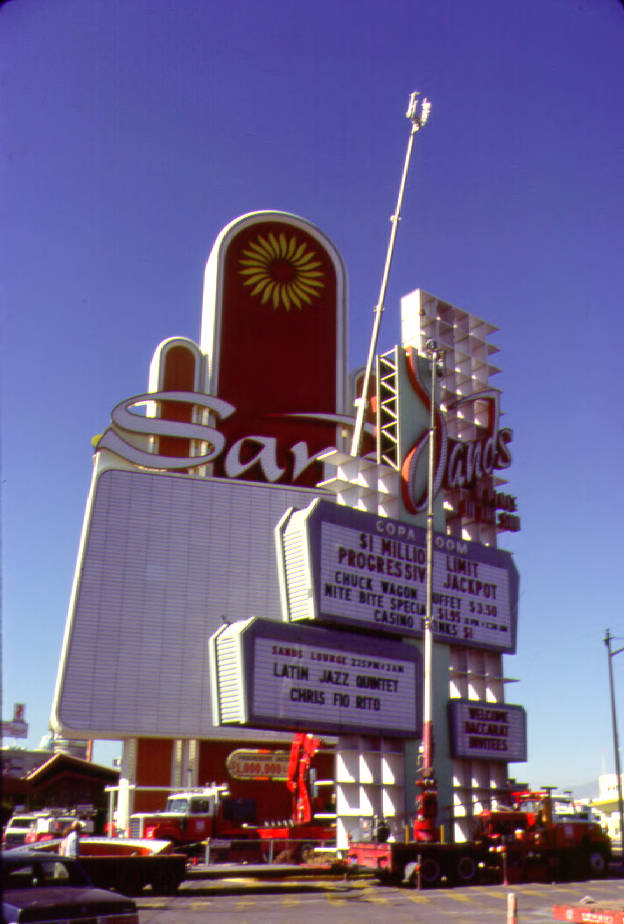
[419,856,442,887]
[587,850,608,878]
[299,842,314,863]
[455,854,477,885]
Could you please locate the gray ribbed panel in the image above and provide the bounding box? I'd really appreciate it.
[55,470,322,738]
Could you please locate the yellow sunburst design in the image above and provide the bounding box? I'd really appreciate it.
[239,232,325,310]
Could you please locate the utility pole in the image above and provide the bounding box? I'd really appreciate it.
[605,628,624,856]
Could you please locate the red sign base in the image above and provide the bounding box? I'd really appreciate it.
[552,904,624,923]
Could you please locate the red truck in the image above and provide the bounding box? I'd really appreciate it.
[348,788,612,887]
[128,734,335,862]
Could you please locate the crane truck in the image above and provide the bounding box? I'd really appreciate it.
[347,786,612,887]
[127,733,335,862]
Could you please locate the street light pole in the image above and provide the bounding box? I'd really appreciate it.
[422,339,443,775]
[605,628,624,856]
[411,341,444,843]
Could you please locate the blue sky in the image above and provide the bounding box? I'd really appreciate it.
[2,0,623,791]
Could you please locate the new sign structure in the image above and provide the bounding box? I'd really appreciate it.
[448,700,527,762]
[277,498,519,653]
[211,617,422,738]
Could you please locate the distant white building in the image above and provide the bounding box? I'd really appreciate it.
[590,773,624,848]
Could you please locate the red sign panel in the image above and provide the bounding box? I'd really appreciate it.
[203,213,347,487]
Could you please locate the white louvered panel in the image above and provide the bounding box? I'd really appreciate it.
[282,518,312,622]
[215,630,245,724]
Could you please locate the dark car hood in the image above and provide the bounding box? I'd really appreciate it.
[3,884,135,914]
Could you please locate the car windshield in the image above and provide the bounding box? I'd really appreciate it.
[3,857,91,890]
[7,818,34,830]
[165,798,189,813]
[189,799,213,814]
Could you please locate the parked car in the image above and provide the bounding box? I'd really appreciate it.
[1,850,138,923]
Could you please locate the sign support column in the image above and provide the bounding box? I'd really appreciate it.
[422,340,443,775]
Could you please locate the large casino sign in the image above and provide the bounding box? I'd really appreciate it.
[52,211,520,745]
[93,211,517,525]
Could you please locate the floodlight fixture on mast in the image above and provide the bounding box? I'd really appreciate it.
[350,90,431,457]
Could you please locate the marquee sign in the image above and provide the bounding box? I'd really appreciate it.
[448,700,527,762]
[211,617,421,737]
[277,498,519,653]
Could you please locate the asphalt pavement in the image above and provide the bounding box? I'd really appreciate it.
[135,862,624,923]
